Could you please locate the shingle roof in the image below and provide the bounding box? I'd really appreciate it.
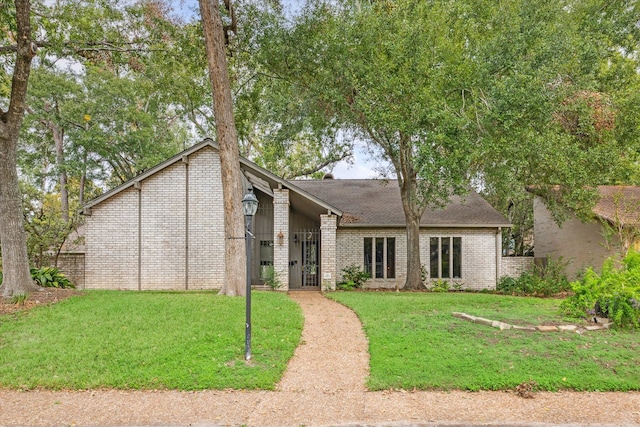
[293,179,510,227]
[593,186,640,226]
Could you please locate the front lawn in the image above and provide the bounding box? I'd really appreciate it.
[329,292,640,392]
[0,290,303,390]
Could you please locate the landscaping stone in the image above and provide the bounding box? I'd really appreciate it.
[473,317,493,326]
[512,325,537,331]
[491,320,512,330]
[451,312,608,333]
[535,325,558,332]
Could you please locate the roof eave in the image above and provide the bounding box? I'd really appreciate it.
[340,223,512,228]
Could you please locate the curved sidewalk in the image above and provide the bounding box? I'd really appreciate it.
[0,292,639,426]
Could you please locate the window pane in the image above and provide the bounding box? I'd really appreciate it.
[375,238,384,278]
[364,238,372,277]
[387,238,395,279]
[453,237,462,279]
[430,237,439,279]
[441,237,450,279]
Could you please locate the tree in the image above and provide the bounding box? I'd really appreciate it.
[260,0,483,289]
[0,0,41,297]
[258,0,640,289]
[1,0,192,296]
[198,0,246,296]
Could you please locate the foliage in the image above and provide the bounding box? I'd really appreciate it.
[430,279,450,293]
[262,265,282,290]
[561,252,640,328]
[30,267,74,289]
[0,291,303,390]
[497,257,571,297]
[337,264,370,291]
[329,292,640,392]
[11,293,28,306]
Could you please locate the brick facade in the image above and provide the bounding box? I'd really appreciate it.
[320,214,337,291]
[83,141,508,291]
[336,227,502,290]
[501,257,534,279]
[533,196,614,279]
[273,189,290,291]
[85,146,226,290]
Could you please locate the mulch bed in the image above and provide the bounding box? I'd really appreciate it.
[0,288,83,316]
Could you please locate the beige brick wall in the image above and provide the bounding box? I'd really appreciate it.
[273,189,290,290]
[501,257,534,278]
[85,146,226,290]
[533,196,614,279]
[187,149,225,289]
[320,214,337,291]
[57,253,85,288]
[86,188,140,289]
[336,227,500,290]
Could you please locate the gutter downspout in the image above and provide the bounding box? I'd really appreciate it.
[496,227,502,287]
[183,156,189,290]
[135,181,142,291]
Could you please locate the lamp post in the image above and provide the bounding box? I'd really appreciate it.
[242,186,259,361]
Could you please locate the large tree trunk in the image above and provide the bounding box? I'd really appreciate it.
[199,0,246,296]
[395,135,426,290]
[398,175,425,290]
[0,0,40,297]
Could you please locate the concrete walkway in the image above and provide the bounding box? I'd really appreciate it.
[1,292,639,426]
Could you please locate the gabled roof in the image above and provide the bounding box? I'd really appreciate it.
[593,186,640,226]
[294,179,510,228]
[84,139,343,217]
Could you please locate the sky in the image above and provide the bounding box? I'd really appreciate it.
[173,0,384,179]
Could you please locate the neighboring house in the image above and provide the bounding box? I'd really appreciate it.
[532,186,640,279]
[82,139,511,291]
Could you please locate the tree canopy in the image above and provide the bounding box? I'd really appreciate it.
[255,0,640,286]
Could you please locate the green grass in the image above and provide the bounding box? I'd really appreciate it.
[0,290,303,390]
[329,292,640,392]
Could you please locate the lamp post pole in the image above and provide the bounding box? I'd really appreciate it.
[242,186,258,362]
[244,212,252,361]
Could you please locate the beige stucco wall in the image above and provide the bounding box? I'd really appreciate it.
[336,227,501,290]
[85,146,225,290]
[533,196,614,279]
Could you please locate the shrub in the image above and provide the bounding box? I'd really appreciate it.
[561,252,640,328]
[337,264,370,291]
[496,256,571,297]
[30,267,75,289]
[430,279,450,292]
[262,265,282,290]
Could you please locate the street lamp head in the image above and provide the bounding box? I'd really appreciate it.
[242,186,259,217]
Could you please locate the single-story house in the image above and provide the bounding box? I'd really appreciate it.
[83,138,513,291]
[532,185,640,278]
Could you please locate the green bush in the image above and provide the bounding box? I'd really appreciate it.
[561,252,640,328]
[430,279,450,292]
[261,265,282,290]
[30,267,75,289]
[337,264,370,291]
[497,256,571,297]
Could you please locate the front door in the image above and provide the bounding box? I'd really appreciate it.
[302,239,319,287]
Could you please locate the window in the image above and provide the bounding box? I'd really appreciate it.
[364,237,395,279]
[259,240,274,280]
[429,237,462,279]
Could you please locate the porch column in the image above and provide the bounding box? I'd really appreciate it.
[273,189,290,291]
[320,213,337,291]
